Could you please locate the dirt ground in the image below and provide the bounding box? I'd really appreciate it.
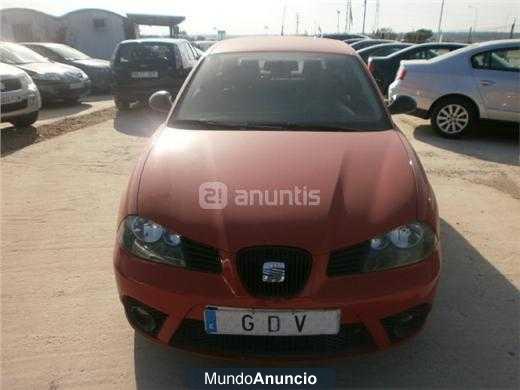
[1,109,519,389]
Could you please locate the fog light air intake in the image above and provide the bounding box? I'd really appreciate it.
[381,303,432,342]
[122,296,167,337]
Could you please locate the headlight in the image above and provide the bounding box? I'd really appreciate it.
[364,222,437,272]
[31,73,61,81]
[117,216,186,267]
[19,72,35,87]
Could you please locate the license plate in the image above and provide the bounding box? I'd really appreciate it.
[204,307,340,336]
[131,71,158,78]
[0,94,22,104]
[69,82,83,89]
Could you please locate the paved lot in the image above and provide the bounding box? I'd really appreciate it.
[1,110,519,389]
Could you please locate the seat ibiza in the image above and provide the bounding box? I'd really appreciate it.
[114,37,440,358]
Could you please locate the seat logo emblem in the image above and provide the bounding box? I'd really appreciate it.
[262,261,285,283]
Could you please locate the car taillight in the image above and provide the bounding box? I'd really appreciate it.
[368,60,375,73]
[396,67,407,80]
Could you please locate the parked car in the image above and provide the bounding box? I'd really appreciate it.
[114,36,440,359]
[368,42,466,94]
[0,62,41,127]
[343,38,366,44]
[358,42,413,63]
[0,42,90,103]
[193,40,216,52]
[110,38,200,111]
[22,42,111,92]
[389,39,520,137]
[350,39,395,51]
[322,33,367,41]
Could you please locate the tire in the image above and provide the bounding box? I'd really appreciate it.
[10,111,39,128]
[114,96,131,111]
[431,97,477,138]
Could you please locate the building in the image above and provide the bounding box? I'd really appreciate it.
[0,8,185,59]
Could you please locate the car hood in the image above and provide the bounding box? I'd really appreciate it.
[138,128,417,253]
[72,58,110,69]
[0,63,27,78]
[16,62,82,75]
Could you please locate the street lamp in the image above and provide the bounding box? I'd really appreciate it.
[437,0,446,42]
[336,9,341,33]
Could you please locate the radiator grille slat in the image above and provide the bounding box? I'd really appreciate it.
[327,241,370,276]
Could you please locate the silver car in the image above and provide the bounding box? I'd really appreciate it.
[389,39,519,137]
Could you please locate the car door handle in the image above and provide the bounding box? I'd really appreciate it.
[480,80,496,86]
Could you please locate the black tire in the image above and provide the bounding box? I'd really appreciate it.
[10,111,39,128]
[114,96,131,111]
[430,97,477,138]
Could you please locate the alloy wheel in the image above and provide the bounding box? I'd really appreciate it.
[436,104,469,134]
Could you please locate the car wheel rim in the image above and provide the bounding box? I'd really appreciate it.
[436,104,469,134]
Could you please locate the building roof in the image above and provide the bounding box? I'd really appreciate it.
[209,36,355,55]
[126,13,185,26]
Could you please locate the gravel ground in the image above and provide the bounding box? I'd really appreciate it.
[1,110,519,389]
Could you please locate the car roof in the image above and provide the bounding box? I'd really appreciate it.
[208,36,356,55]
[357,42,411,53]
[465,39,520,50]
[386,41,466,56]
[118,38,187,45]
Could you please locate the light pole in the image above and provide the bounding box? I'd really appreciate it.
[336,9,341,33]
[362,0,368,34]
[437,0,446,42]
[468,5,478,31]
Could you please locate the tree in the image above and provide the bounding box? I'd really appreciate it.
[404,29,433,43]
[374,27,398,40]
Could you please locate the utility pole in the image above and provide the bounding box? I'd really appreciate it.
[281,4,287,36]
[296,13,300,35]
[437,0,446,42]
[373,0,380,35]
[345,0,353,33]
[510,18,516,38]
[467,26,473,43]
[362,0,367,34]
[337,9,341,33]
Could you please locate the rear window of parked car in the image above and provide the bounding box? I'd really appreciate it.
[471,48,520,72]
[171,52,391,131]
[114,42,179,67]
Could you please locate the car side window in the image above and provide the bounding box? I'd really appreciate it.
[405,49,428,60]
[427,48,450,58]
[471,48,520,72]
[181,42,195,61]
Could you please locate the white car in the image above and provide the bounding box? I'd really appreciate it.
[0,62,41,127]
[388,39,520,137]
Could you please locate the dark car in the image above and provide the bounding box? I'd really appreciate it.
[357,42,413,63]
[368,42,467,94]
[343,38,366,44]
[322,33,367,41]
[22,43,111,92]
[110,38,200,110]
[350,39,395,51]
[0,42,91,103]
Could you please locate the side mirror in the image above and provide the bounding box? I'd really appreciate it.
[149,90,172,113]
[388,95,417,115]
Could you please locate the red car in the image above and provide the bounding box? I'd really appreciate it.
[114,37,440,359]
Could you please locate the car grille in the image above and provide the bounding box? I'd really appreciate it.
[183,238,222,273]
[0,99,28,113]
[0,78,22,92]
[327,241,370,276]
[170,319,376,357]
[236,246,312,298]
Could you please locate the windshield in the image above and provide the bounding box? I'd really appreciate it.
[170,52,390,131]
[115,42,177,66]
[0,43,49,64]
[45,44,90,60]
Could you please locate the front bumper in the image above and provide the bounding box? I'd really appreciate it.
[36,79,91,102]
[114,246,441,359]
[0,86,41,121]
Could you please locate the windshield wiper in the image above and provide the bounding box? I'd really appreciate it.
[279,122,361,132]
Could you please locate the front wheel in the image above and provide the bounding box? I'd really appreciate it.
[431,98,477,138]
[10,111,39,127]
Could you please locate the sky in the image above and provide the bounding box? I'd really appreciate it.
[1,0,519,35]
